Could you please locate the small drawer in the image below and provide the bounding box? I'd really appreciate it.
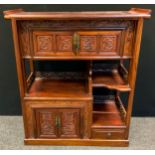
[91,128,125,139]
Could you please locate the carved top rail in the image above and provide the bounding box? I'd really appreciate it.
[4,8,151,20]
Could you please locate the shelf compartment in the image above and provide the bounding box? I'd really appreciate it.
[92,61,130,92]
[93,100,119,114]
[26,72,90,98]
[92,113,125,128]
[92,95,126,128]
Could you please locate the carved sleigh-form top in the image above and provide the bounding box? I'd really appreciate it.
[4,8,151,20]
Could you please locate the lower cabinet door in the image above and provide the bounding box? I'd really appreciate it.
[35,108,82,139]
[24,100,91,139]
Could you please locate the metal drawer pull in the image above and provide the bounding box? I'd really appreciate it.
[73,33,80,55]
[55,116,61,128]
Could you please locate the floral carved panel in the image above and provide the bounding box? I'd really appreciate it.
[100,36,117,52]
[80,36,97,52]
[56,35,72,52]
[36,35,53,52]
[60,109,80,138]
[37,111,57,138]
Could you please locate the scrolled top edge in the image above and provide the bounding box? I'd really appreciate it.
[3,8,24,19]
[129,8,152,18]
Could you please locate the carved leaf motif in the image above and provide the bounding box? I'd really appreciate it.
[81,36,97,51]
[61,112,78,136]
[40,112,55,135]
[57,36,72,51]
[20,20,134,30]
[124,26,134,55]
[20,30,29,55]
[37,36,53,52]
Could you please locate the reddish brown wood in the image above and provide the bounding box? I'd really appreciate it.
[27,77,89,98]
[4,9,151,19]
[125,18,144,139]
[92,112,125,127]
[129,8,152,17]
[59,109,81,138]
[24,100,92,139]
[92,100,125,128]
[91,128,125,139]
[35,109,57,138]
[3,8,151,147]
[3,8,24,18]
[93,101,121,114]
[16,19,136,59]
[35,108,82,139]
[24,138,129,147]
[93,67,130,92]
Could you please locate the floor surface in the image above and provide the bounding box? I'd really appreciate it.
[0,116,155,150]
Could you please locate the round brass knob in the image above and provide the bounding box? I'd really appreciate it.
[107,132,112,137]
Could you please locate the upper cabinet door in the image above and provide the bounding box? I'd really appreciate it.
[77,31,123,56]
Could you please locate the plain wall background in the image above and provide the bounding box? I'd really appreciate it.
[0,4,155,116]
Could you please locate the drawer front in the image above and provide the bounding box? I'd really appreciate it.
[18,20,135,58]
[24,100,91,139]
[91,128,125,139]
[32,30,123,57]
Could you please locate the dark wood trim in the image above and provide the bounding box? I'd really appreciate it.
[4,8,151,20]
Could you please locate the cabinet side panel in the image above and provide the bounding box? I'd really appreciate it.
[126,18,144,138]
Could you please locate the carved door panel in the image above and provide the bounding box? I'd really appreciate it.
[33,31,74,56]
[78,32,98,55]
[59,109,81,138]
[33,31,55,55]
[55,32,73,55]
[77,31,123,56]
[35,109,58,138]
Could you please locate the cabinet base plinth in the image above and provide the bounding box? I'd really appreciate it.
[24,139,129,147]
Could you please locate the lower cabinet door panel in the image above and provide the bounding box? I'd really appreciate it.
[91,128,125,139]
[59,109,81,138]
[35,109,58,138]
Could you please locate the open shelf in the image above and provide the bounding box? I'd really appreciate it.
[92,112,125,128]
[92,61,130,92]
[92,94,126,128]
[93,100,119,114]
[93,69,130,91]
[26,72,90,98]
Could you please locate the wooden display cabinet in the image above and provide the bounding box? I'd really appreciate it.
[3,8,151,147]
